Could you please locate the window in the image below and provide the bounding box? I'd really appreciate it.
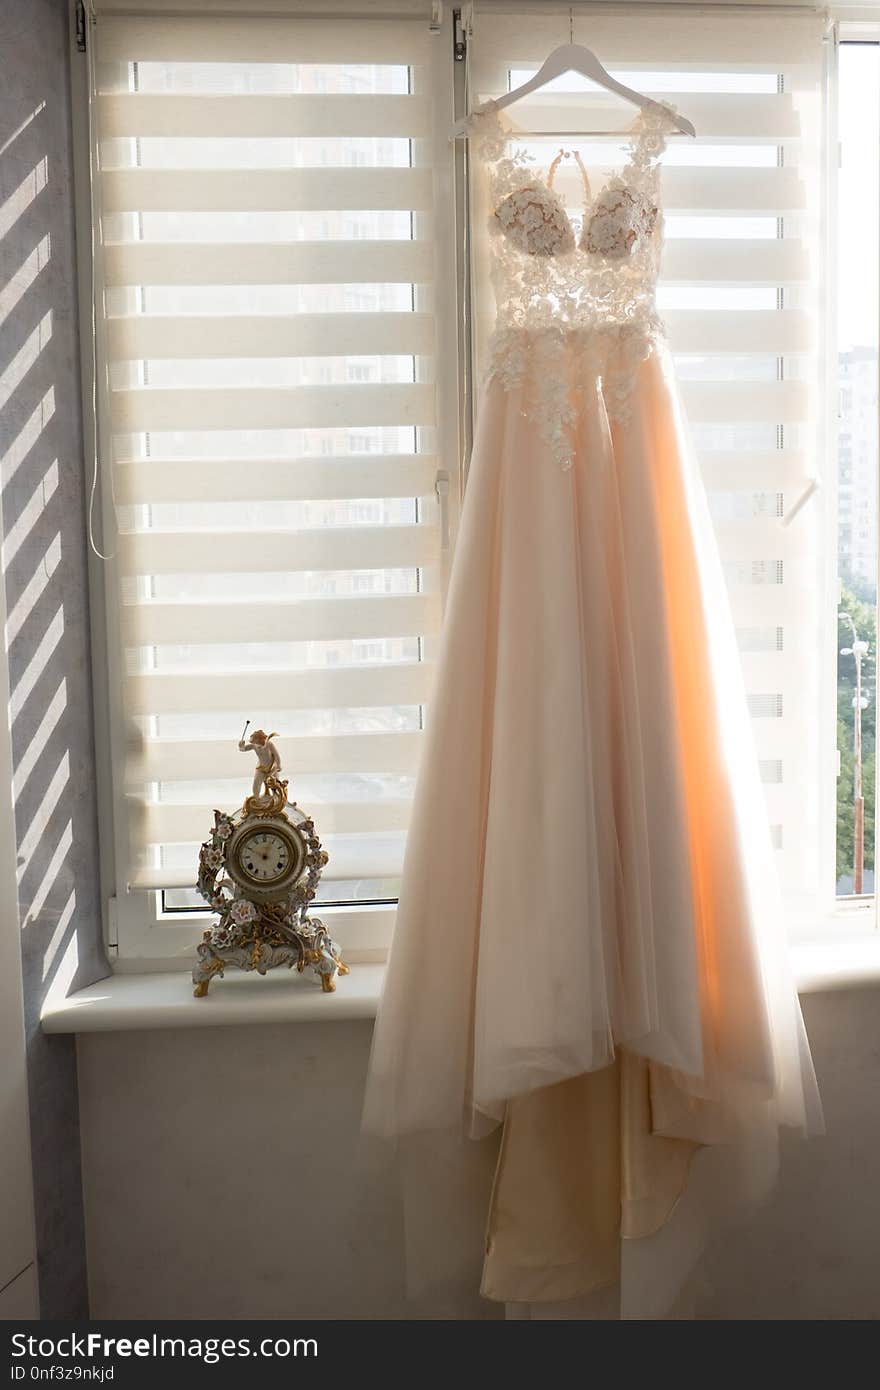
[80,3,850,962]
[467,6,831,917]
[86,8,459,960]
[835,39,879,899]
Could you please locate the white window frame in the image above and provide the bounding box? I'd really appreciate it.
[819,20,880,939]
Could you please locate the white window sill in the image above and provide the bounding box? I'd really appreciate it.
[39,935,880,1035]
[40,962,386,1034]
[790,934,880,994]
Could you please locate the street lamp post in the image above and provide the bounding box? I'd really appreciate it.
[841,613,870,894]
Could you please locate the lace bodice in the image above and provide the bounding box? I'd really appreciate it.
[468,99,677,468]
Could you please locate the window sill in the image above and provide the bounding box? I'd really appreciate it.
[40,963,386,1035]
[39,935,880,1035]
[790,933,880,994]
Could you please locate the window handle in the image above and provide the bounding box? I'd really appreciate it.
[781,477,819,529]
[435,469,451,550]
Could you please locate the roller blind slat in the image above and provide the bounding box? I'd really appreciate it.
[97,14,430,64]
[660,166,805,215]
[699,452,810,490]
[101,167,434,214]
[113,455,438,504]
[741,649,816,685]
[470,16,825,67]
[712,517,811,559]
[122,594,442,646]
[138,799,411,845]
[545,164,805,214]
[109,383,436,432]
[129,730,423,785]
[126,662,435,717]
[118,524,440,576]
[666,310,812,356]
[752,723,814,760]
[728,584,818,625]
[680,380,810,425]
[661,239,809,287]
[101,239,435,287]
[97,92,431,139]
[129,855,403,892]
[107,312,435,361]
[499,91,799,141]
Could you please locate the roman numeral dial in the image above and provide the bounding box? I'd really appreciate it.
[241,831,290,881]
[226,816,307,898]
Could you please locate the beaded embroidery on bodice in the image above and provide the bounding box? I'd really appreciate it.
[469,98,677,468]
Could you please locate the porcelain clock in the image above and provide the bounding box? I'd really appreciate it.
[190,725,349,998]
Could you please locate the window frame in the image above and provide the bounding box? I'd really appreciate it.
[829,27,880,930]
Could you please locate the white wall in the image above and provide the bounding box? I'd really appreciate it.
[0,430,38,1319]
[0,841,38,1321]
[77,989,880,1320]
[700,986,880,1320]
[77,1019,490,1320]
[1,0,107,1318]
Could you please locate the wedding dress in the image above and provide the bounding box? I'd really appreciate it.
[362,99,822,1318]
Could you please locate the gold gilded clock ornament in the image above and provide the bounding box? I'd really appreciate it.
[191,724,349,998]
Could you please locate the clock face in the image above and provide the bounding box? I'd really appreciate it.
[241,830,291,884]
[226,818,306,897]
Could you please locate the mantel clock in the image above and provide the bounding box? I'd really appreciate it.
[191,725,349,998]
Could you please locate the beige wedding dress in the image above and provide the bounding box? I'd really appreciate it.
[363,100,822,1319]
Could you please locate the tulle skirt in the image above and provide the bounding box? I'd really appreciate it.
[362,336,821,1316]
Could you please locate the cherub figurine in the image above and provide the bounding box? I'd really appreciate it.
[239,723,287,812]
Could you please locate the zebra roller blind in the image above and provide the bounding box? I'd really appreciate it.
[88,7,457,947]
